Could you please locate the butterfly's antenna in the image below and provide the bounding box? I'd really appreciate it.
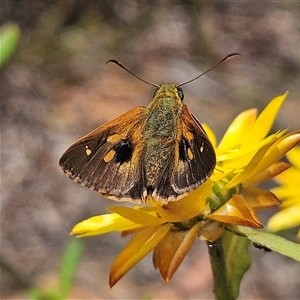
[178,53,240,87]
[107,60,159,88]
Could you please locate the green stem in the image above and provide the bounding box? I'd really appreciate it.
[207,240,235,300]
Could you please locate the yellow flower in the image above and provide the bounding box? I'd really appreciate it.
[267,146,300,237]
[71,93,300,286]
[72,181,213,286]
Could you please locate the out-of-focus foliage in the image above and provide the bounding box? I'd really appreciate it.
[27,239,84,300]
[0,23,20,67]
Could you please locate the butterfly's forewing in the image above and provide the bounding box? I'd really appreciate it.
[59,107,146,203]
[170,105,216,194]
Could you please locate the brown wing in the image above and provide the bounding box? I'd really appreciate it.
[59,107,146,203]
[170,105,216,195]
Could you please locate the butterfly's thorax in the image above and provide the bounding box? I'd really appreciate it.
[142,84,183,189]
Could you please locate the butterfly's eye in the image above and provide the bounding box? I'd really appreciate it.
[177,87,184,101]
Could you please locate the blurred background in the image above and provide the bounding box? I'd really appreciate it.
[1,1,300,299]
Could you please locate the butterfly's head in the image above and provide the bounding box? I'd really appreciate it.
[152,83,184,103]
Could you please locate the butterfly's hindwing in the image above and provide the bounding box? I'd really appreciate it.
[171,105,216,194]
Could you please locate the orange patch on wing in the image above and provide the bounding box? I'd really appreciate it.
[186,131,194,141]
[107,134,122,143]
[104,149,116,162]
[187,148,194,160]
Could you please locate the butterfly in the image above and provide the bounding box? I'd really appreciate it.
[59,54,239,204]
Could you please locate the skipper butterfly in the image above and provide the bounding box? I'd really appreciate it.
[59,54,239,203]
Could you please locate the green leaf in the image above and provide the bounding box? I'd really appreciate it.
[235,226,300,261]
[59,239,85,299]
[0,23,20,67]
[208,230,251,300]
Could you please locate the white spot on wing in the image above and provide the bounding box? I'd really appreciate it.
[200,142,204,153]
[85,145,92,156]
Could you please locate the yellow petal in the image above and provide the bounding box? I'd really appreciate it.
[279,197,300,208]
[256,131,300,175]
[109,206,164,226]
[198,221,225,242]
[224,139,276,188]
[218,131,283,173]
[211,166,236,182]
[217,108,257,153]
[70,214,141,237]
[234,132,299,188]
[153,222,201,282]
[157,179,213,222]
[267,205,300,232]
[271,186,300,201]
[225,131,295,188]
[241,92,288,148]
[120,226,148,237]
[286,146,300,168]
[240,187,281,210]
[109,224,171,287]
[273,167,300,185]
[207,194,263,228]
[243,162,291,187]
